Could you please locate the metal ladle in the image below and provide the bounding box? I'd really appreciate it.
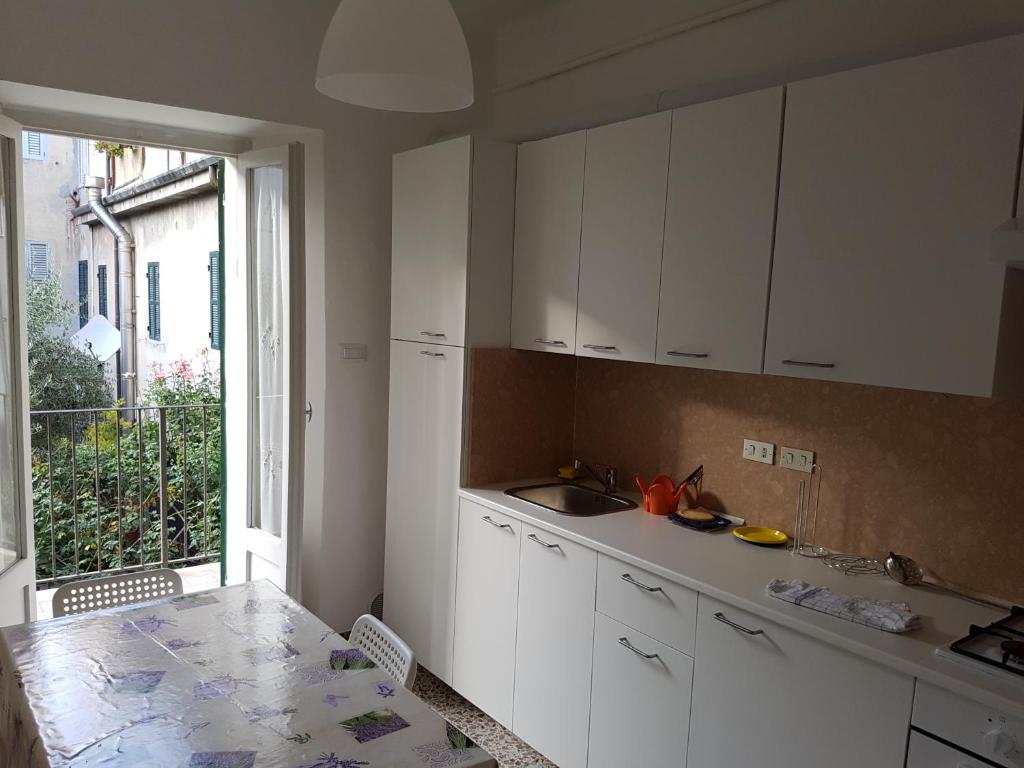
[884,552,1009,610]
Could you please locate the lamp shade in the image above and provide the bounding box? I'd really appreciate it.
[316,0,474,113]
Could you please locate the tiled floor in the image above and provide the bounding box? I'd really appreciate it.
[35,562,221,620]
[413,667,557,768]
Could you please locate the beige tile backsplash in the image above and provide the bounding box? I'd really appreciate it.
[467,349,1024,603]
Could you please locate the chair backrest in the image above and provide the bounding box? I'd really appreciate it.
[52,569,183,617]
[349,614,417,688]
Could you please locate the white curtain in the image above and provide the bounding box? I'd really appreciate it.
[252,166,285,537]
[0,140,18,571]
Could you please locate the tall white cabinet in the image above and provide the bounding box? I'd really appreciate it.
[576,112,671,363]
[656,87,782,374]
[385,136,515,684]
[510,130,587,354]
[764,35,1024,397]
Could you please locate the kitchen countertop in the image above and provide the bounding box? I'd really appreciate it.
[459,481,1024,719]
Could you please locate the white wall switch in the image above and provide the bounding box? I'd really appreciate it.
[742,439,775,465]
[780,446,815,473]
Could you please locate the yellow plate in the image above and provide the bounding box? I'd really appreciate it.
[733,526,789,547]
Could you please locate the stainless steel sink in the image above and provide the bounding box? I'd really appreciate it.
[505,482,637,516]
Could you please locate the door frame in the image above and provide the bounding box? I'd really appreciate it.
[1,99,320,612]
[0,112,36,625]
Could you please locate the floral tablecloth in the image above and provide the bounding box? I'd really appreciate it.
[0,580,496,768]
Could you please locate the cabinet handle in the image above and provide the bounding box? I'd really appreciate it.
[667,350,709,359]
[713,611,765,635]
[482,515,512,530]
[620,573,663,593]
[618,636,659,660]
[527,533,560,549]
[534,338,567,347]
[781,359,835,369]
[419,350,445,358]
[420,331,446,338]
[582,344,619,353]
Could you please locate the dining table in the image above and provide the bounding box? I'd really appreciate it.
[0,579,497,768]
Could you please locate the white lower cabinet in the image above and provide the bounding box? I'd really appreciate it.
[513,524,597,768]
[452,500,521,729]
[588,613,693,768]
[687,595,914,768]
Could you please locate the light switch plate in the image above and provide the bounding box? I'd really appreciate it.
[742,439,775,465]
[340,343,367,361]
[780,446,815,473]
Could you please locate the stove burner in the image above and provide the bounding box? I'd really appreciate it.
[949,606,1024,679]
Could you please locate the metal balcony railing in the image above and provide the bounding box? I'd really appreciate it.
[29,403,222,588]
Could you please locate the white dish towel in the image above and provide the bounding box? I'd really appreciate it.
[766,578,921,633]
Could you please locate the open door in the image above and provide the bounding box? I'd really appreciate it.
[0,113,35,625]
[224,144,305,596]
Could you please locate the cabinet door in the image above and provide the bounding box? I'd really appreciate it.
[657,88,782,374]
[513,524,597,768]
[764,37,1024,396]
[588,613,693,768]
[577,112,671,363]
[511,131,586,354]
[688,596,913,768]
[391,136,471,346]
[383,341,465,683]
[452,500,521,729]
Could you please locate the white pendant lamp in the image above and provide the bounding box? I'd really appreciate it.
[316,0,474,113]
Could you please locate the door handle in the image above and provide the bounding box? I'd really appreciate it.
[713,611,765,635]
[666,350,709,359]
[482,515,512,530]
[781,359,835,369]
[527,533,560,549]
[620,573,663,593]
[619,636,659,660]
[305,402,313,423]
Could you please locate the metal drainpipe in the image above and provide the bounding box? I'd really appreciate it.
[79,176,137,409]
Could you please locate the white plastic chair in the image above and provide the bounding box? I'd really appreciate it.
[52,569,183,617]
[349,614,417,688]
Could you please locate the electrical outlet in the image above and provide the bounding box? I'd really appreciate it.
[742,439,775,465]
[780,446,815,473]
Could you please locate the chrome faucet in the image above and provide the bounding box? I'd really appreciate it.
[573,458,618,495]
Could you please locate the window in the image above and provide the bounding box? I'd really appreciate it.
[97,264,108,318]
[22,131,45,161]
[24,240,49,283]
[77,261,89,328]
[146,262,161,341]
[209,250,222,350]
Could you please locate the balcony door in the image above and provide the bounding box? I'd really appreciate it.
[224,144,305,596]
[0,113,35,625]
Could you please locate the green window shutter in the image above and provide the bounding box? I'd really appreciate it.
[24,240,49,283]
[77,261,89,328]
[209,250,222,350]
[147,262,161,341]
[97,264,108,318]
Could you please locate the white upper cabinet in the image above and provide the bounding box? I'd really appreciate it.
[656,87,782,374]
[577,112,671,363]
[391,136,515,348]
[391,136,471,347]
[511,131,586,354]
[764,36,1024,396]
